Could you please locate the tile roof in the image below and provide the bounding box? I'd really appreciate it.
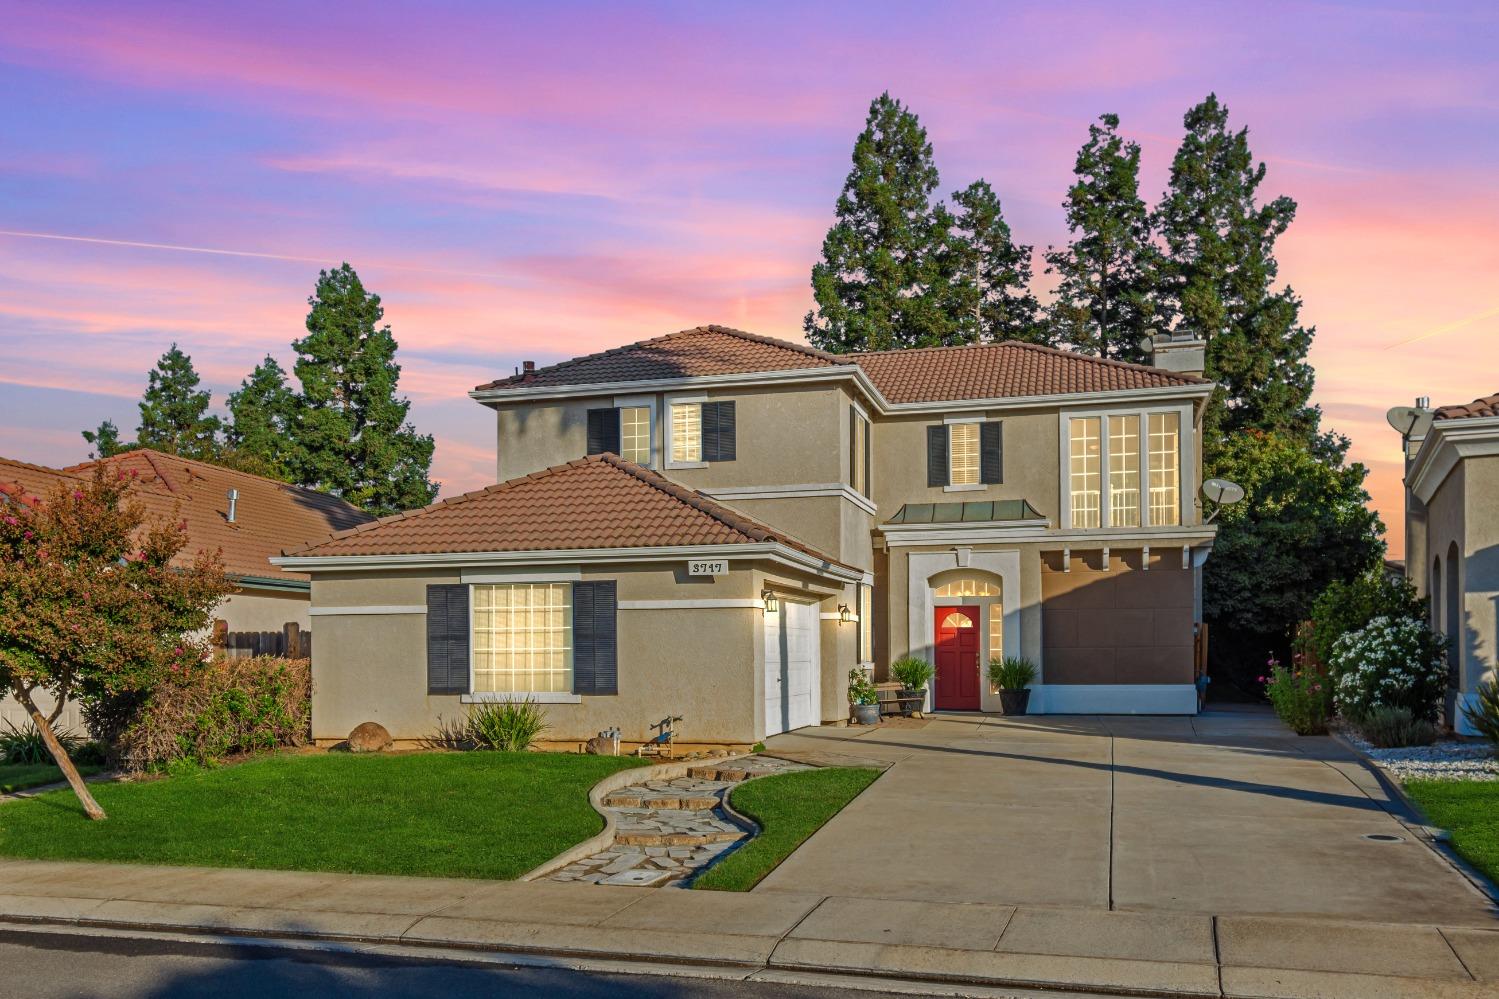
[849,341,1208,403]
[474,325,1207,403]
[3,449,372,583]
[288,453,851,570]
[1434,392,1499,421]
[474,325,847,391]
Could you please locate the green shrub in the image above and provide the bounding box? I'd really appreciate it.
[467,699,548,752]
[110,656,311,773]
[846,668,878,706]
[1462,679,1499,746]
[1306,571,1426,671]
[890,656,934,691]
[1357,706,1438,749]
[1262,657,1331,735]
[0,719,82,765]
[987,657,1036,690]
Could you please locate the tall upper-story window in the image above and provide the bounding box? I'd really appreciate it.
[850,406,871,497]
[949,423,979,486]
[1068,411,1182,529]
[1148,412,1180,526]
[619,406,651,465]
[668,399,736,466]
[1108,415,1140,528]
[1069,417,1102,528]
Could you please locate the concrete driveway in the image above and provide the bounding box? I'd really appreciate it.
[759,707,1497,926]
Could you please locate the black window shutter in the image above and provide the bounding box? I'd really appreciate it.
[426,584,470,695]
[572,581,618,695]
[703,401,736,462]
[927,425,949,487]
[586,408,621,456]
[864,414,872,497]
[980,420,1004,484]
[849,406,857,485]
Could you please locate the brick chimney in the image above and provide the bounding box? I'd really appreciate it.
[1141,330,1206,378]
[521,360,536,383]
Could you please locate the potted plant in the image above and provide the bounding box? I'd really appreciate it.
[890,656,935,713]
[847,668,880,726]
[988,656,1036,715]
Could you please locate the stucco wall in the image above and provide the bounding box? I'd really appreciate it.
[1461,456,1499,691]
[309,560,856,745]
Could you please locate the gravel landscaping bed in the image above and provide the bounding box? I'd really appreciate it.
[1342,728,1499,781]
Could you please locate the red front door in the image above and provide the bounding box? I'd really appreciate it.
[934,606,981,710]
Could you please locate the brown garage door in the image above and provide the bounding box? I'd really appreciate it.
[1041,549,1194,685]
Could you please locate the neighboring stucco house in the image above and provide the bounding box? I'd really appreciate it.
[0,449,370,732]
[1400,391,1499,735]
[279,326,1217,747]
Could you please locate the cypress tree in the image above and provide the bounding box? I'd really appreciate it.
[805,93,958,352]
[290,264,437,515]
[1044,114,1159,363]
[1154,94,1317,445]
[946,180,1046,345]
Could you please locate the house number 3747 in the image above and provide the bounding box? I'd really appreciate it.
[687,559,729,576]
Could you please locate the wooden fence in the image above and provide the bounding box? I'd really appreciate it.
[212,620,312,661]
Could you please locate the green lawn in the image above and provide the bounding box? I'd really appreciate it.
[0,751,646,880]
[0,762,103,794]
[693,767,880,891]
[1403,779,1499,885]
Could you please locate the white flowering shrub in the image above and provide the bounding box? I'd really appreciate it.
[1329,615,1447,722]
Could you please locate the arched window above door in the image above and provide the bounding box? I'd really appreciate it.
[932,575,1001,598]
[940,611,976,629]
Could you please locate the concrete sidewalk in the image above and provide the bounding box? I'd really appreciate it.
[1,857,1496,998]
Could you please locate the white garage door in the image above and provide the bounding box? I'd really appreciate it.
[763,599,821,737]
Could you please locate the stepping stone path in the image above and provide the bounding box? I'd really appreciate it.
[549,755,811,888]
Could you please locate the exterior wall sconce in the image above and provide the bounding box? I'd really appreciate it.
[762,589,779,613]
[837,603,852,623]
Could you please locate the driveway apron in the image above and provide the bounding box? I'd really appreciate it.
[757,708,1497,926]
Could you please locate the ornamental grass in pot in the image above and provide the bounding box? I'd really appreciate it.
[890,656,934,713]
[847,668,881,726]
[988,657,1036,715]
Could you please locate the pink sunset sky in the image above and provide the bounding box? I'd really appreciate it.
[2,1,1495,558]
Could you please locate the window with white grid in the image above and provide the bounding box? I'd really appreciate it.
[949,422,979,486]
[1069,417,1101,528]
[1109,414,1141,528]
[471,583,573,693]
[670,403,701,463]
[620,406,651,465]
[989,604,1003,665]
[1148,412,1181,526]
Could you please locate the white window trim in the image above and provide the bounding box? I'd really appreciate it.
[613,394,657,468]
[665,393,709,469]
[944,417,984,491]
[468,579,577,699]
[1057,404,1193,531]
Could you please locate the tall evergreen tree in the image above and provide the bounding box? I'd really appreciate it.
[805,93,958,352]
[946,180,1046,345]
[134,345,223,460]
[225,356,297,480]
[291,264,436,515]
[1154,94,1317,445]
[1045,114,1158,364]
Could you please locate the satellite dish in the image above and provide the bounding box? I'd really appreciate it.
[1201,478,1245,506]
[1385,405,1434,440]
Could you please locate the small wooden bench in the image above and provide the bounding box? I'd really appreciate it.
[875,683,925,717]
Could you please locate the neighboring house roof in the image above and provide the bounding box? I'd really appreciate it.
[850,341,1207,404]
[885,499,1047,525]
[1434,392,1499,421]
[286,453,853,570]
[473,325,1208,404]
[5,449,372,584]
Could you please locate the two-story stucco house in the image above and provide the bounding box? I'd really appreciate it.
[1399,391,1499,735]
[277,326,1217,746]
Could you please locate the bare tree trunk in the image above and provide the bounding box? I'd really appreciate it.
[12,686,105,820]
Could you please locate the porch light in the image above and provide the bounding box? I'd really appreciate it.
[837,603,852,624]
[762,589,779,613]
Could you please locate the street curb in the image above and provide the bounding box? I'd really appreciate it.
[1329,730,1499,909]
[516,753,752,882]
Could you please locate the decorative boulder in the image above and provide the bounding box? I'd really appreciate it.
[347,721,393,753]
